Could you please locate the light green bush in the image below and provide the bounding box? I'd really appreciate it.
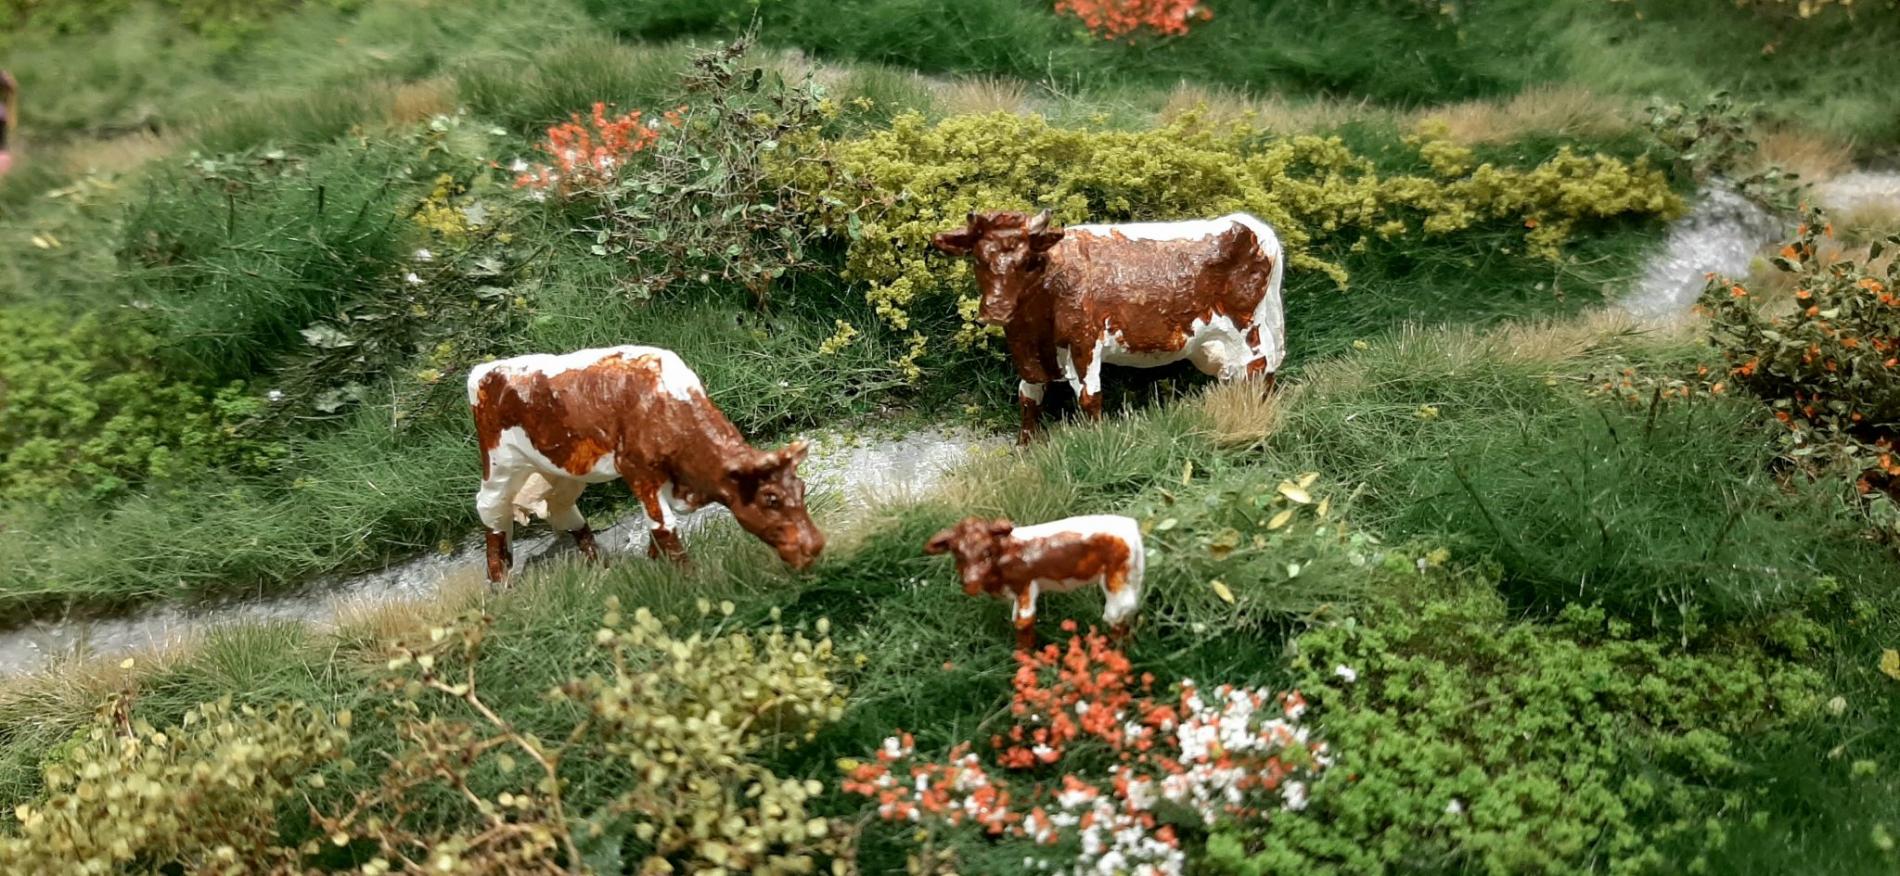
[780,111,1680,376]
[0,309,280,504]
[0,699,348,874]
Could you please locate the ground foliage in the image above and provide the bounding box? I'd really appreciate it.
[1209,583,1826,875]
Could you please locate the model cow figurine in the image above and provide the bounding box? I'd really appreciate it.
[469,345,825,583]
[924,514,1144,650]
[932,210,1285,444]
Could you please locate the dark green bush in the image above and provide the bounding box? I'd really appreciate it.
[121,142,417,383]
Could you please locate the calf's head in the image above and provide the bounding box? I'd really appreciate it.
[923,517,1017,596]
[726,441,825,569]
[931,211,1064,325]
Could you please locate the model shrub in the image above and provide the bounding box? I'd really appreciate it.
[1700,208,1900,485]
[780,111,1679,377]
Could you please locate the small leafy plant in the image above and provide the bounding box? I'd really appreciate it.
[1700,207,1900,486]
[1646,91,1799,209]
[514,38,835,306]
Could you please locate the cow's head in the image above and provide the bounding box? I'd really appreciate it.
[726,440,825,570]
[930,211,1064,325]
[923,517,1017,596]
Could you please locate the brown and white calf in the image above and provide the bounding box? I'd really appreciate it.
[923,514,1144,649]
[468,345,825,582]
[932,210,1285,444]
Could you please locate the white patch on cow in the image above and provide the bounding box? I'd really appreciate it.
[467,345,702,405]
[1018,380,1046,403]
[1231,214,1288,376]
[1007,514,1144,626]
[1067,216,1234,242]
[651,481,680,532]
[1056,346,1079,389]
[1084,335,1106,396]
[1012,580,1039,622]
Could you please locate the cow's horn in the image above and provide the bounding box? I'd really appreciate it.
[1026,210,1051,234]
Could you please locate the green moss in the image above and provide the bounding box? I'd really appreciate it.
[1207,582,1826,875]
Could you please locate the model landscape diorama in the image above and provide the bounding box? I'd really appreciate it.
[1,0,1898,873]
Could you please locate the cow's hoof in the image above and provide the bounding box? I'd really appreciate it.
[572,525,601,562]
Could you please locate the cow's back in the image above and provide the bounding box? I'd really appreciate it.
[1050,215,1278,353]
[469,345,704,479]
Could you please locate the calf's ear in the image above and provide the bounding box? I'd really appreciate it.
[986,518,1015,538]
[777,440,810,467]
[923,527,957,555]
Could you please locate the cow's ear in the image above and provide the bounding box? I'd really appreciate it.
[932,226,979,256]
[724,451,778,482]
[777,440,810,467]
[923,527,957,555]
[1026,210,1062,253]
[986,518,1015,538]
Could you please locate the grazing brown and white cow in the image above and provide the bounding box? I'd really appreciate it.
[468,345,825,582]
[923,514,1144,650]
[932,210,1285,444]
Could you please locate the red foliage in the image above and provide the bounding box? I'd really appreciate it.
[1054,0,1212,39]
[845,628,1330,871]
[513,102,675,194]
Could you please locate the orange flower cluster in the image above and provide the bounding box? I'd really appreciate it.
[1054,0,1211,39]
[513,103,679,195]
[845,624,1330,874]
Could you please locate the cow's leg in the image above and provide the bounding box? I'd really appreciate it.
[1010,581,1041,651]
[541,477,598,562]
[1016,380,1045,446]
[1071,340,1104,422]
[476,468,531,584]
[1244,325,1278,394]
[626,474,687,563]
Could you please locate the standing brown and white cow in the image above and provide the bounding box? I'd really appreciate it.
[468,345,825,582]
[932,210,1285,444]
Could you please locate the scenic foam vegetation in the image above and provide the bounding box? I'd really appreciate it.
[0,0,1897,873]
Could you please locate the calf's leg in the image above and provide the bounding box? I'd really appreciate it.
[1244,325,1278,394]
[475,469,531,583]
[1010,581,1041,651]
[1101,568,1140,643]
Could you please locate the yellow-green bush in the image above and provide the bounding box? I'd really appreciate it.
[0,699,348,874]
[779,111,1680,371]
